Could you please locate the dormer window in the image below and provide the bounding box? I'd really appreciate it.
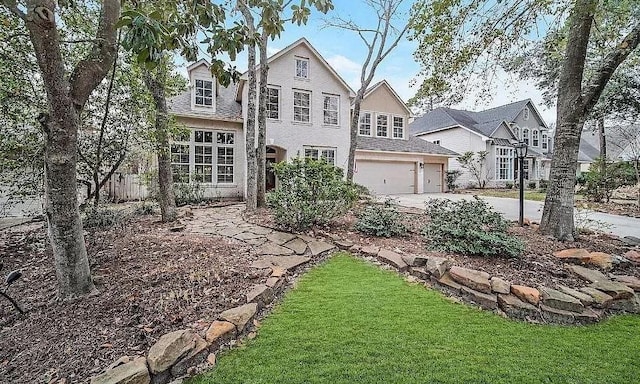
[295,57,309,79]
[195,79,213,106]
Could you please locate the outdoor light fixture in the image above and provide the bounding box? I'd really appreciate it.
[514,141,528,227]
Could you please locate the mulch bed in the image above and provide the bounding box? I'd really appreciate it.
[0,214,261,384]
[246,202,638,291]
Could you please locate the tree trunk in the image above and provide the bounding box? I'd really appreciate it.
[143,69,177,222]
[18,0,120,298]
[597,117,609,202]
[238,1,257,210]
[347,89,365,181]
[540,0,596,241]
[256,30,268,207]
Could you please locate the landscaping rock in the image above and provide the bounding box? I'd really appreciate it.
[557,285,595,306]
[575,308,600,324]
[91,357,150,384]
[205,321,236,346]
[246,226,272,235]
[497,294,540,321]
[553,249,614,269]
[579,287,613,308]
[218,227,245,237]
[460,286,498,310]
[219,303,258,332]
[585,252,614,270]
[553,248,590,260]
[410,267,430,280]
[589,280,634,300]
[256,242,294,256]
[266,232,297,245]
[565,264,608,283]
[540,304,575,325]
[539,286,584,313]
[206,353,216,366]
[433,272,462,294]
[449,266,491,294]
[308,240,336,256]
[622,236,640,246]
[401,255,417,267]
[334,239,354,249]
[270,266,286,278]
[265,277,284,292]
[377,249,408,272]
[234,231,264,241]
[490,277,511,294]
[282,238,308,255]
[147,330,196,374]
[246,284,273,307]
[624,250,640,263]
[170,334,209,377]
[612,275,640,291]
[609,295,640,313]
[251,255,310,271]
[426,257,451,279]
[361,245,380,256]
[510,285,540,305]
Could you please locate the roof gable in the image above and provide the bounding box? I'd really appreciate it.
[360,80,412,115]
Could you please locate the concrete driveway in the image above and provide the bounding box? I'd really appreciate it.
[386,193,640,238]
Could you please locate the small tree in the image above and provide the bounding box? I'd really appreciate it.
[457,151,489,189]
[445,170,461,192]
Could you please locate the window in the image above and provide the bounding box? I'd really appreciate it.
[195,79,213,106]
[522,128,530,146]
[304,146,336,165]
[323,94,339,125]
[393,117,404,138]
[359,112,372,135]
[293,90,310,122]
[532,129,539,147]
[513,126,519,139]
[295,57,309,78]
[495,147,514,181]
[376,114,388,137]
[542,133,548,150]
[432,140,441,145]
[170,130,235,184]
[170,144,190,183]
[216,132,234,183]
[523,107,530,120]
[266,87,279,119]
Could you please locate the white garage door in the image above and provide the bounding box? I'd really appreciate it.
[423,163,442,193]
[355,161,415,195]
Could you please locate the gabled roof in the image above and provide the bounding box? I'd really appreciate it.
[236,37,356,100]
[187,59,211,72]
[409,99,546,139]
[356,135,458,157]
[359,80,412,115]
[578,137,601,163]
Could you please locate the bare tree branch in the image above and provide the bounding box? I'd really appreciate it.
[1,0,27,20]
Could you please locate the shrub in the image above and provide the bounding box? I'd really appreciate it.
[174,178,207,206]
[354,199,407,237]
[267,158,358,231]
[133,201,155,215]
[83,205,129,229]
[580,158,636,202]
[422,197,524,258]
[538,179,549,190]
[505,181,514,189]
[527,181,537,189]
[445,170,461,192]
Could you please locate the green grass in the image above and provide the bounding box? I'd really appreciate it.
[190,254,640,384]
[470,189,548,201]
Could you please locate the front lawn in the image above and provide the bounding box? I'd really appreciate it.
[466,188,548,201]
[190,254,640,384]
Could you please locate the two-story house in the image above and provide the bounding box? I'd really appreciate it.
[409,99,552,188]
[354,80,457,194]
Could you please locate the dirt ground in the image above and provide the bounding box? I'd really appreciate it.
[0,215,261,384]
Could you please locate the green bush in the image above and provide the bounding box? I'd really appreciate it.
[83,205,129,229]
[539,179,549,190]
[267,158,358,231]
[354,199,407,237]
[580,158,636,202]
[527,181,537,189]
[174,178,206,206]
[505,181,514,189]
[422,197,524,258]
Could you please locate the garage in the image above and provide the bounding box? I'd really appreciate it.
[423,163,443,193]
[354,160,415,195]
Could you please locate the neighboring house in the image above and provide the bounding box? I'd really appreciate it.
[409,99,552,188]
[354,80,457,194]
[578,125,640,175]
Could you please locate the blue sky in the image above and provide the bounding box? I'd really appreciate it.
[184,0,557,124]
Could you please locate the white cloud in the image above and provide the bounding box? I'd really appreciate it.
[267,46,282,56]
[326,54,361,78]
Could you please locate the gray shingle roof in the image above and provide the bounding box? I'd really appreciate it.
[356,136,458,156]
[168,82,242,120]
[578,137,600,162]
[410,99,531,137]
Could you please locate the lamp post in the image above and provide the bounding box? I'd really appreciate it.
[514,142,528,226]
